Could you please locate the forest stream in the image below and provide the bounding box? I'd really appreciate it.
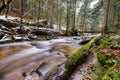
[0,36,93,80]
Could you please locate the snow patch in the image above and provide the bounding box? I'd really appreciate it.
[0,15,17,20]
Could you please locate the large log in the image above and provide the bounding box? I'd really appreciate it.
[0,19,19,27]
[0,19,48,28]
[61,35,101,80]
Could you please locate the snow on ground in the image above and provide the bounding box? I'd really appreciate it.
[53,24,66,30]
[0,15,18,20]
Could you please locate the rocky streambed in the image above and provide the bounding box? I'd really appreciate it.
[0,36,98,80]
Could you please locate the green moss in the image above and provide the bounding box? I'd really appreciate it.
[102,74,112,80]
[96,50,107,65]
[96,53,120,79]
[95,36,120,80]
[62,35,101,79]
[97,67,120,80]
[70,35,99,61]
[98,37,112,48]
[90,59,120,80]
[70,44,90,61]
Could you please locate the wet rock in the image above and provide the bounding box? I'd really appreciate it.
[28,34,37,39]
[57,53,60,55]
[79,39,90,45]
[35,69,43,76]
[30,43,43,48]
[48,47,54,53]
[73,37,81,40]
[56,76,62,80]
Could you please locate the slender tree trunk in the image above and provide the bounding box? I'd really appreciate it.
[31,0,36,22]
[71,0,77,35]
[50,0,54,28]
[80,16,83,31]
[5,3,9,18]
[38,0,41,21]
[65,0,69,36]
[20,0,23,31]
[103,0,110,34]
[117,7,120,25]
[32,7,34,21]
[80,1,87,32]
[58,17,61,30]
[56,1,59,29]
[41,0,43,18]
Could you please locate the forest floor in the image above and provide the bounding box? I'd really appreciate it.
[72,35,120,80]
[70,35,120,80]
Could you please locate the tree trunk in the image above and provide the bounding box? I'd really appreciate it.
[103,0,110,34]
[71,0,77,35]
[37,0,41,21]
[65,0,70,36]
[50,0,54,29]
[20,0,23,32]
[5,3,10,18]
[0,0,12,14]
[41,0,43,18]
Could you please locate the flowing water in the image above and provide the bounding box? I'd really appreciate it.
[0,37,83,80]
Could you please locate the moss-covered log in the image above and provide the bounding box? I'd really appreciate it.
[61,35,101,80]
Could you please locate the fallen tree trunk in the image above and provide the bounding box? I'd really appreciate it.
[0,19,48,28]
[0,19,19,27]
[61,35,101,80]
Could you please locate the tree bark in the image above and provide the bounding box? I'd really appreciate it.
[103,0,110,34]
[20,0,23,32]
[50,0,54,29]
[65,0,70,36]
[71,0,77,35]
[38,0,41,21]
[0,0,12,14]
[5,3,10,18]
